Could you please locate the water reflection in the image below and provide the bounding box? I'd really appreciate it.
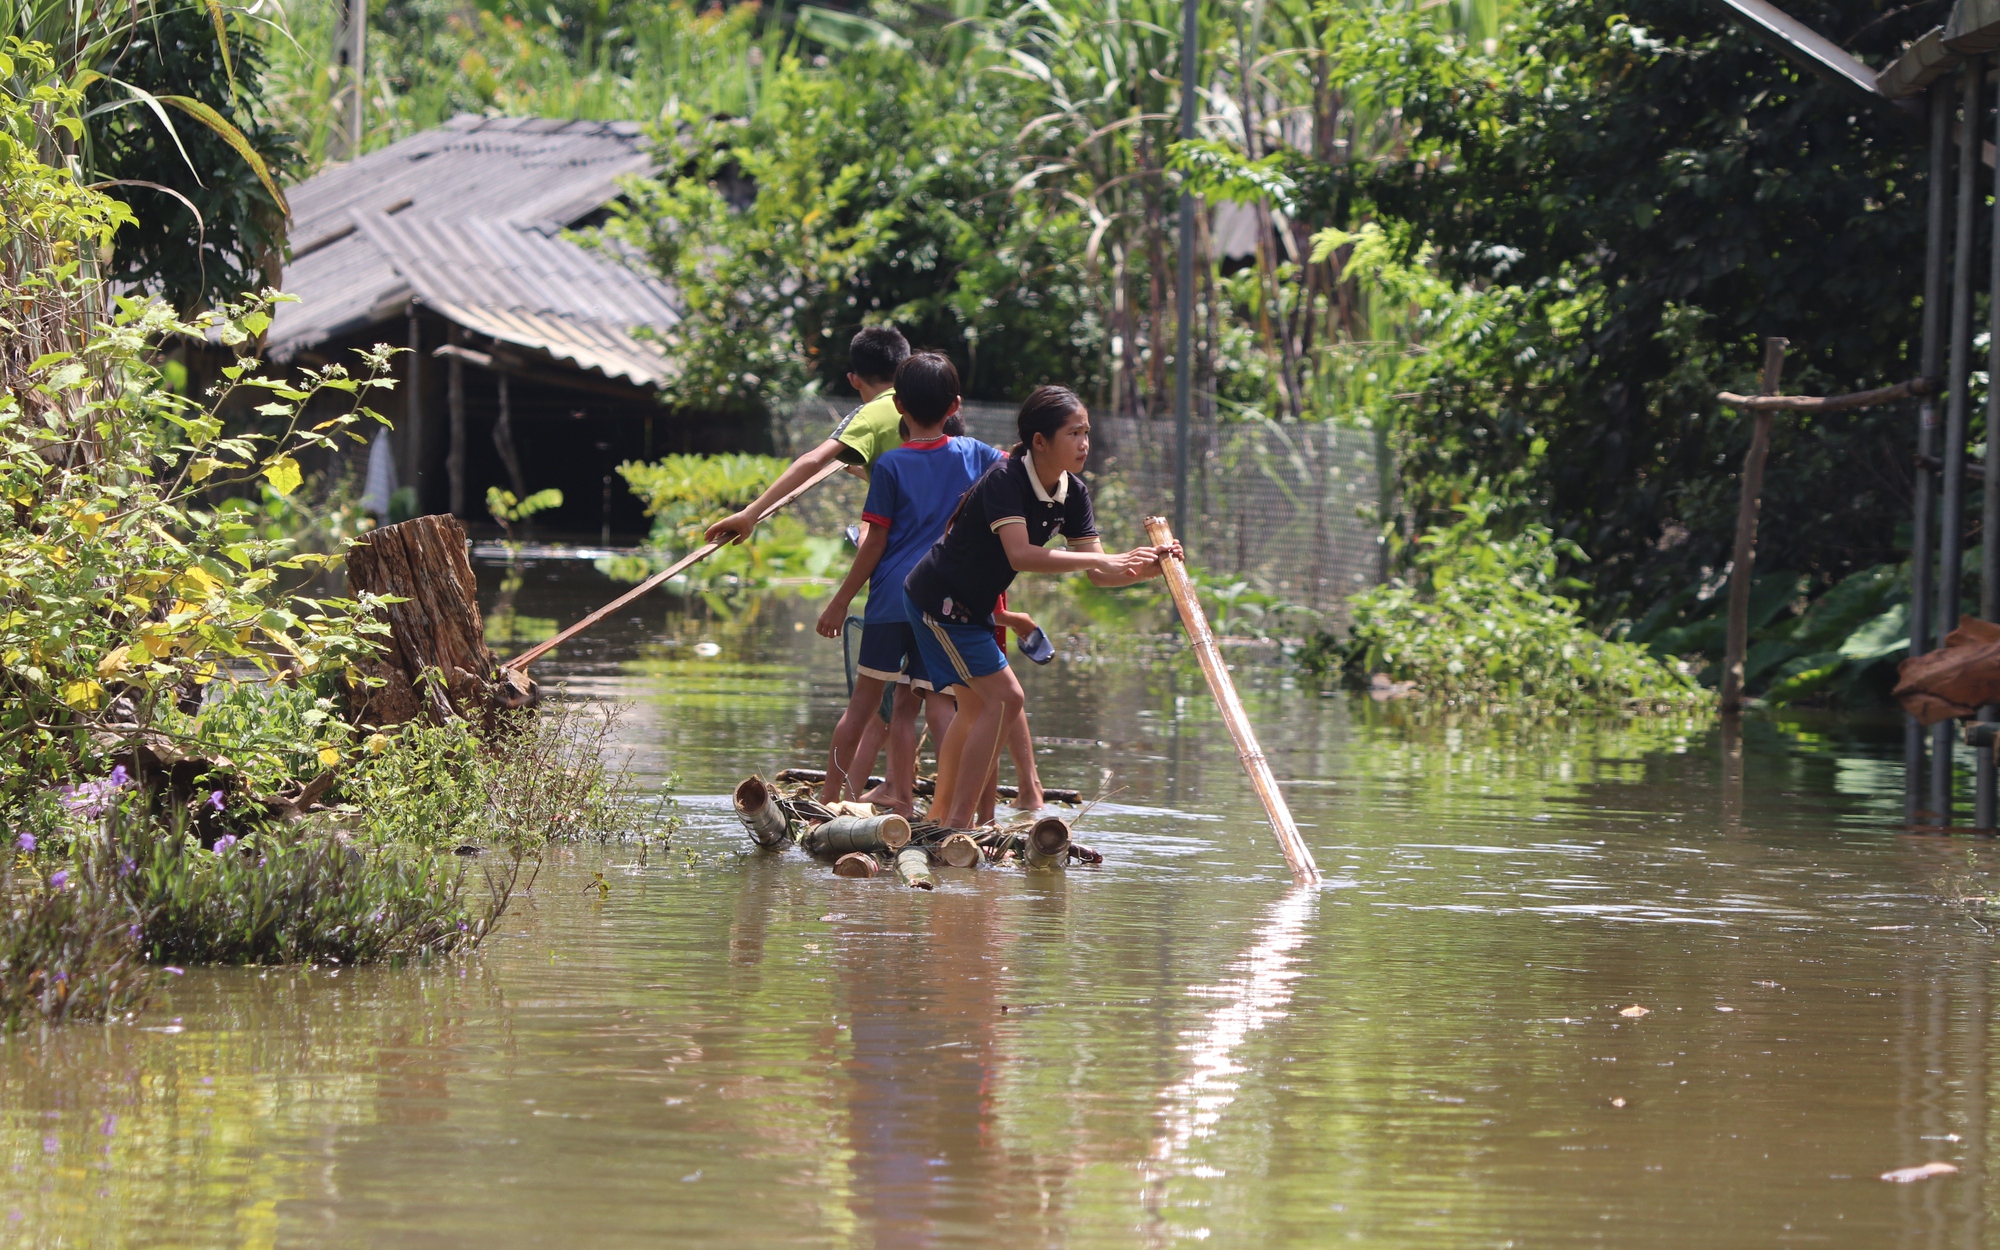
[1146,884,1317,1238]
[6,564,2000,1246]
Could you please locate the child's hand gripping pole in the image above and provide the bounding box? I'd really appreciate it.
[1142,516,1320,885]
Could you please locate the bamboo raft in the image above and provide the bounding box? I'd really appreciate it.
[732,774,1101,889]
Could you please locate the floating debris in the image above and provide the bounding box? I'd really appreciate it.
[1881,1162,1958,1183]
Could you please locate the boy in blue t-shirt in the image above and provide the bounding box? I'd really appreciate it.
[814,353,1001,813]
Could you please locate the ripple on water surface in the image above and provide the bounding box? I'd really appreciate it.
[0,572,1991,1247]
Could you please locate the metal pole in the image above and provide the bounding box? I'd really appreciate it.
[349,0,366,160]
[409,307,433,515]
[1981,69,2000,829]
[1172,0,1197,540]
[1910,84,1949,823]
[1933,61,1982,825]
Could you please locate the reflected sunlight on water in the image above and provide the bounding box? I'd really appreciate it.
[2,560,1997,1247]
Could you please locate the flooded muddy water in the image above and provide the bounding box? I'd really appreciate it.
[4,559,1997,1247]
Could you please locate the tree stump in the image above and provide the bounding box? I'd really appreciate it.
[344,514,536,726]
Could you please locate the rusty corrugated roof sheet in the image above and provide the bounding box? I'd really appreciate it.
[267,115,679,389]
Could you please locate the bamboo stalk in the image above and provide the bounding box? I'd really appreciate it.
[1025,816,1070,869]
[1720,338,1787,717]
[502,458,847,673]
[1143,516,1320,884]
[832,852,881,879]
[894,846,935,890]
[773,767,1081,806]
[1716,376,1931,412]
[733,776,791,849]
[936,832,981,868]
[809,813,912,857]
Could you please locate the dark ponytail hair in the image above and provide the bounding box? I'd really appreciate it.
[1013,385,1086,457]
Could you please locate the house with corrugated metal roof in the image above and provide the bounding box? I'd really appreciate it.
[266,114,753,536]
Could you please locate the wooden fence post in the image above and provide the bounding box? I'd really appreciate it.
[1720,337,1788,716]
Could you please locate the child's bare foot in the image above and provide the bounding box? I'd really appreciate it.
[1008,787,1045,812]
[855,781,896,805]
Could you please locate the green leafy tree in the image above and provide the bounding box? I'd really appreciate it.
[0,46,390,802]
[599,44,1100,410]
[88,2,298,312]
[1344,0,1931,619]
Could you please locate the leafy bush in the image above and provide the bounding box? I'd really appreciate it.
[116,818,503,966]
[0,842,157,1033]
[596,44,1098,409]
[1322,493,1709,711]
[1626,561,1910,707]
[614,454,849,593]
[0,51,392,807]
[332,699,651,850]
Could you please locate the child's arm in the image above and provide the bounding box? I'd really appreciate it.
[817,524,890,638]
[996,527,1176,585]
[992,606,1037,636]
[707,438,849,545]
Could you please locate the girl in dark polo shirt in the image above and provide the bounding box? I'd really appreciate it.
[903,385,1182,830]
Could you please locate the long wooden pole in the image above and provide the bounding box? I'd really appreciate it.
[1144,516,1319,884]
[502,459,847,673]
[1719,337,1787,717]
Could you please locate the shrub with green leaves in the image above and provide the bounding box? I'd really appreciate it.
[116,817,501,966]
[0,840,157,1033]
[615,454,849,593]
[1324,493,1710,711]
[0,49,393,805]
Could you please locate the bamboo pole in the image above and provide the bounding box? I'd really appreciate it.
[1143,516,1320,884]
[733,776,791,848]
[809,813,912,857]
[1719,337,1787,717]
[833,852,881,879]
[893,846,935,890]
[502,459,847,673]
[1025,816,1070,869]
[936,832,981,868]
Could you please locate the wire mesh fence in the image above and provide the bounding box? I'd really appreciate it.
[776,399,1385,621]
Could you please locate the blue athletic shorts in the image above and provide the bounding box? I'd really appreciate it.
[855,621,933,691]
[906,590,1008,690]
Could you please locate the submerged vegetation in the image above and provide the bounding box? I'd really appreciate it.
[1312,494,1708,711]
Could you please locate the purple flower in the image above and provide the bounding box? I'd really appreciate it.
[14,833,32,852]
[211,835,238,854]
[58,766,133,818]
[206,790,224,812]
[47,870,68,889]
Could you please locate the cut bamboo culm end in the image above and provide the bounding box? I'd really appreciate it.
[832,852,881,879]
[733,775,791,848]
[894,846,935,890]
[1026,816,1071,868]
[1142,517,1321,885]
[936,832,981,868]
[810,813,911,858]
